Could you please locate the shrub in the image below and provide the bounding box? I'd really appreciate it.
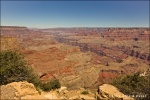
[40,79,60,91]
[111,72,150,100]
[0,50,61,92]
[0,50,34,85]
[81,90,89,95]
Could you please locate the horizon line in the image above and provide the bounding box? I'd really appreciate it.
[1,25,149,29]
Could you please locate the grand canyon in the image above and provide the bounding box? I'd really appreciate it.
[1,1,150,99]
[1,26,149,99]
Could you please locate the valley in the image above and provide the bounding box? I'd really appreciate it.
[1,26,149,90]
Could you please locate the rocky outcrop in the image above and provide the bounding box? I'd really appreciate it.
[96,84,134,100]
[0,81,140,100]
[0,81,95,99]
[0,81,39,99]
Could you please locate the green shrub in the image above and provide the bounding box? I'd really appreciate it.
[111,72,150,100]
[81,90,89,95]
[0,50,34,85]
[0,50,60,92]
[40,79,60,91]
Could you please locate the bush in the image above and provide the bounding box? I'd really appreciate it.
[0,50,34,85]
[0,50,60,91]
[111,72,150,100]
[81,90,89,95]
[40,79,60,91]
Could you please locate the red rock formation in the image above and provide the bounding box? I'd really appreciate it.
[101,28,149,41]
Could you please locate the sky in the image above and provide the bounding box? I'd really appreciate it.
[1,1,149,28]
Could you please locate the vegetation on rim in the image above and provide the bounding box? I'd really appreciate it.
[0,50,60,91]
[111,72,150,100]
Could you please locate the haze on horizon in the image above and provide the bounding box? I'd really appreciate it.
[1,1,149,28]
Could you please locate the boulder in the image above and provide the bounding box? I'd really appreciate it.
[97,84,134,100]
[0,81,39,99]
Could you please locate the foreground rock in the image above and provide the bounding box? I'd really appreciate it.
[0,81,135,100]
[0,81,95,100]
[44,87,95,100]
[0,81,43,99]
[97,84,134,100]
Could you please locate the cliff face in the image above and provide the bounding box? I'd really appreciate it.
[54,35,149,63]
[101,28,149,41]
[0,26,27,30]
[0,26,28,38]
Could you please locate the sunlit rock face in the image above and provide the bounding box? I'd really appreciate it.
[97,84,134,100]
[0,81,39,99]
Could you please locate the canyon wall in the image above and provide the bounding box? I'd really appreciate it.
[0,26,27,30]
[54,36,150,63]
[101,28,149,41]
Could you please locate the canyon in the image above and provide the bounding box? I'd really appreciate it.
[1,26,149,91]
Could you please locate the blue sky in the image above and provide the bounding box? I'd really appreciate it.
[1,1,149,28]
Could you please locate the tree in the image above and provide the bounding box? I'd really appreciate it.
[0,50,60,91]
[0,50,34,85]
